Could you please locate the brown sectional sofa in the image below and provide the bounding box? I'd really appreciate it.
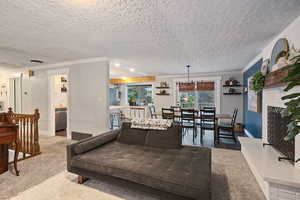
[67,122,211,200]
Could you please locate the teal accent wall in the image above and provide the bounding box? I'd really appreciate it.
[243,59,263,138]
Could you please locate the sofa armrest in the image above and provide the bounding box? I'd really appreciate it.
[67,142,79,171]
[67,130,120,170]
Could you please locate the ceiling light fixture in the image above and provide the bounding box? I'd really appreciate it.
[176,65,195,88]
[129,68,135,72]
[115,63,120,67]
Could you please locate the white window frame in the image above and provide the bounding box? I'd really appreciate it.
[126,82,154,105]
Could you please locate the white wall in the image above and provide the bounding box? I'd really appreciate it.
[22,71,49,132]
[0,70,10,112]
[9,60,109,136]
[69,60,110,135]
[154,71,244,123]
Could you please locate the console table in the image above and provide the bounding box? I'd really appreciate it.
[0,122,20,176]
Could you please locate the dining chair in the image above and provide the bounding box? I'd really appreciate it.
[199,108,216,141]
[171,106,181,122]
[110,111,122,129]
[181,109,197,140]
[130,107,146,119]
[162,108,175,121]
[203,106,216,111]
[217,108,238,144]
[149,105,159,119]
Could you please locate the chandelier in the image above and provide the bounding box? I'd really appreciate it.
[176,65,195,88]
[176,65,214,91]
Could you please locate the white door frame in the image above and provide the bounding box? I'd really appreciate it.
[172,76,222,114]
[47,68,70,139]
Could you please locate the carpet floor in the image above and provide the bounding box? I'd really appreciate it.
[0,136,265,200]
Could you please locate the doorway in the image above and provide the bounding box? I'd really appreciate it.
[53,75,68,137]
[48,68,69,138]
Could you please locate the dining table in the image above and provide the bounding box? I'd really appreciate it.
[173,112,232,120]
[155,110,232,119]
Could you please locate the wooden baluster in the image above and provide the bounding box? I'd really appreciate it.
[19,118,21,154]
[4,108,41,158]
[26,117,29,155]
[30,118,33,155]
[22,117,25,156]
[33,109,40,155]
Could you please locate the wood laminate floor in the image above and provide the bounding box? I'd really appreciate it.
[182,129,245,150]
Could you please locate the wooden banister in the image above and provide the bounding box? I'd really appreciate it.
[0,108,41,159]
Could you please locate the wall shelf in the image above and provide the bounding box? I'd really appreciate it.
[155,87,170,89]
[156,93,170,96]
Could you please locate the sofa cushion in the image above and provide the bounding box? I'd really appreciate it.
[71,142,211,200]
[145,125,182,149]
[117,122,148,145]
[74,130,119,154]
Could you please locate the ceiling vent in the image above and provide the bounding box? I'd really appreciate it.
[30,59,44,64]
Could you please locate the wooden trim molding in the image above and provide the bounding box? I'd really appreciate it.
[110,76,155,84]
[264,66,289,89]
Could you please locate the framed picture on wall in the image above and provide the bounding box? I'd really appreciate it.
[247,76,262,113]
[248,76,257,112]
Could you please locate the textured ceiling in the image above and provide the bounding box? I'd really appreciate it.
[0,0,300,77]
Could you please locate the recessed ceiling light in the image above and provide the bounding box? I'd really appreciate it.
[30,59,44,64]
[129,68,135,72]
[115,63,120,67]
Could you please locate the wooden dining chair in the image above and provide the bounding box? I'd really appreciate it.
[217,108,238,144]
[149,105,160,119]
[171,106,181,122]
[203,106,216,111]
[110,110,122,129]
[130,107,146,119]
[181,109,197,140]
[199,108,216,141]
[162,108,175,121]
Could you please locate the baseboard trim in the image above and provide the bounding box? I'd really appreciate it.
[39,130,49,136]
[244,129,254,138]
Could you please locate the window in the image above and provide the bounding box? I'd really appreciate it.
[178,81,215,109]
[127,84,152,106]
[109,87,119,106]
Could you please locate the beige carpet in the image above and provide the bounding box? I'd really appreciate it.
[0,136,72,200]
[1,136,266,200]
[10,172,127,200]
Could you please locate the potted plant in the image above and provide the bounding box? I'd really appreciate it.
[281,54,300,141]
[128,97,136,106]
